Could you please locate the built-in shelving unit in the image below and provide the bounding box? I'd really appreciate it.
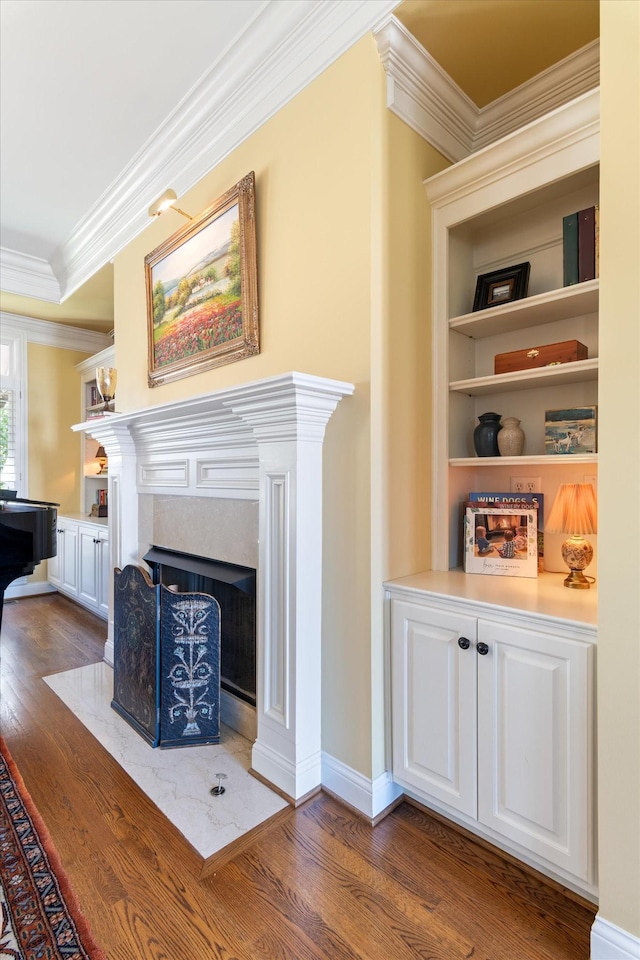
[424,89,600,577]
[75,345,114,517]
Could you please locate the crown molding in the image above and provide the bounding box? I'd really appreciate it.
[0,311,112,352]
[473,40,600,151]
[374,15,599,163]
[0,248,61,302]
[47,0,398,301]
[423,89,599,209]
[374,16,478,163]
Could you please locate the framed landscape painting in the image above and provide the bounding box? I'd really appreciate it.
[145,171,259,387]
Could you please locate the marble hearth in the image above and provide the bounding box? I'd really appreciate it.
[74,372,354,804]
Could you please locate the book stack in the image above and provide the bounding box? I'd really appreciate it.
[562,205,599,286]
[85,402,117,419]
[96,487,108,518]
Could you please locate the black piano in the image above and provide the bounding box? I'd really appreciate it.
[0,491,58,629]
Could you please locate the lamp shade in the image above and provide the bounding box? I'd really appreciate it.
[546,483,597,535]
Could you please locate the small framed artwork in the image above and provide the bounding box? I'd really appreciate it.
[463,502,539,578]
[472,262,531,312]
[544,406,597,455]
[145,171,259,387]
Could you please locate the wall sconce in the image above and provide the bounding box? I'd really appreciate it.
[95,446,108,475]
[546,483,597,588]
[148,189,192,220]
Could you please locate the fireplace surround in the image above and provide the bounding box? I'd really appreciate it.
[75,372,354,803]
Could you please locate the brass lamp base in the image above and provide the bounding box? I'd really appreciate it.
[563,569,592,589]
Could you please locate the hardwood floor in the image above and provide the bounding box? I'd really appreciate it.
[1,593,596,960]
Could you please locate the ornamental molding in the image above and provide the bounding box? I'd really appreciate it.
[74,371,355,500]
[3,0,398,303]
[374,16,600,163]
[0,311,112,353]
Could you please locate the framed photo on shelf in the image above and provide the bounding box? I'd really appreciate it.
[468,491,544,570]
[544,406,597,454]
[472,262,530,312]
[463,502,539,578]
[145,171,259,387]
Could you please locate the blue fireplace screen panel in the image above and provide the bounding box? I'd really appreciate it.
[112,565,159,746]
[112,565,221,748]
[158,584,221,747]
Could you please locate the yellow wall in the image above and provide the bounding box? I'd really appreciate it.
[27,342,89,584]
[597,0,640,939]
[115,38,379,775]
[112,36,443,780]
[28,343,87,512]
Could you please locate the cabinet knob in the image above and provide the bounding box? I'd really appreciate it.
[477,642,489,656]
[458,637,470,650]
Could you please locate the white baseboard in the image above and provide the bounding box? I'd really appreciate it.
[591,915,640,959]
[321,753,403,821]
[103,639,114,666]
[4,581,57,600]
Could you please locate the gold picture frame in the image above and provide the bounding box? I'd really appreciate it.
[145,171,259,387]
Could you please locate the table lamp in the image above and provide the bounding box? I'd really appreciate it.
[546,483,597,588]
[95,445,108,475]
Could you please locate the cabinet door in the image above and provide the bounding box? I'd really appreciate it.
[477,619,594,882]
[48,534,61,587]
[78,526,99,609]
[59,523,78,595]
[390,599,477,816]
[97,531,110,619]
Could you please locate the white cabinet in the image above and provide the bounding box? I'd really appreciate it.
[476,618,592,883]
[387,572,596,895]
[51,519,78,596]
[49,515,108,620]
[78,524,109,616]
[390,599,478,816]
[424,90,600,574]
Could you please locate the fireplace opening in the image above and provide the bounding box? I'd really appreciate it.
[143,546,256,708]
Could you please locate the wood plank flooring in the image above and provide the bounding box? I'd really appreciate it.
[0,593,596,960]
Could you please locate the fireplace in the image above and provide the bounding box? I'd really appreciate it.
[78,372,354,801]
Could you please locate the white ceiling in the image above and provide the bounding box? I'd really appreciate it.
[0,0,399,311]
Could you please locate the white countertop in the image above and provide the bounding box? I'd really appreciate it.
[384,568,597,629]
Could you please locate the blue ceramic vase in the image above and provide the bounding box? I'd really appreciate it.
[473,412,502,457]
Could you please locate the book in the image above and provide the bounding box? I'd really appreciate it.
[463,501,539,579]
[562,211,579,286]
[578,205,596,282]
[468,491,544,569]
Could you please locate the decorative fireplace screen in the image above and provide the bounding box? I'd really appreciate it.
[142,546,256,709]
[112,564,221,748]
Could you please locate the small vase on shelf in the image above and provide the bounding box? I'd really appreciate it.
[497,416,525,456]
[473,412,502,457]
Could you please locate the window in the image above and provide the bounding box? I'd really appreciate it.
[0,332,26,494]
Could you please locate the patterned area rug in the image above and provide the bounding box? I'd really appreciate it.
[0,737,106,959]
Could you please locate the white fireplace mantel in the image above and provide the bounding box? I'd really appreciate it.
[73,371,354,803]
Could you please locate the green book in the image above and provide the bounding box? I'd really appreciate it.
[563,211,579,286]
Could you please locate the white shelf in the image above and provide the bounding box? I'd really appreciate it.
[450,453,597,467]
[449,280,598,339]
[450,358,598,397]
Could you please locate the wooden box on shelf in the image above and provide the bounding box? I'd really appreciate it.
[494,339,588,375]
